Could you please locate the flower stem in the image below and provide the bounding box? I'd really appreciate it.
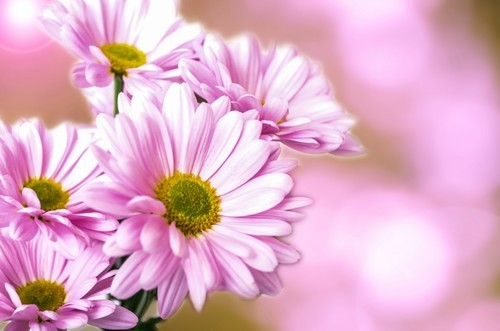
[113,74,124,116]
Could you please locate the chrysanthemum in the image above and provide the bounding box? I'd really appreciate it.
[180,34,362,155]
[0,120,118,259]
[42,0,201,96]
[83,83,309,318]
[0,236,138,330]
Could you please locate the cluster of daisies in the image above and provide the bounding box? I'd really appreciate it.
[0,0,361,330]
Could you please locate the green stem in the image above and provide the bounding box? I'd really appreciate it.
[113,74,124,116]
[134,290,155,320]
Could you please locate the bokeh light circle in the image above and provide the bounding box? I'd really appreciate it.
[0,0,52,53]
[359,215,452,318]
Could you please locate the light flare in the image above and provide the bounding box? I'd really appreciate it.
[0,0,51,53]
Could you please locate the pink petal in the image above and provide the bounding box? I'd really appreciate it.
[162,83,196,172]
[265,54,309,101]
[5,321,29,331]
[221,217,292,236]
[140,251,179,290]
[28,321,57,331]
[140,215,168,253]
[261,97,288,123]
[65,278,97,302]
[11,305,39,320]
[209,139,271,195]
[103,236,130,257]
[126,196,166,215]
[169,223,187,257]
[257,159,298,176]
[182,243,207,312]
[86,300,116,320]
[220,173,293,216]
[5,284,21,307]
[16,122,43,178]
[185,103,214,175]
[45,221,83,259]
[179,59,213,97]
[72,63,92,88]
[57,300,91,312]
[52,311,88,329]
[9,216,38,241]
[251,269,282,296]
[277,197,313,210]
[89,46,110,64]
[157,268,188,319]
[210,96,231,122]
[199,111,243,180]
[191,238,219,290]
[205,229,252,259]
[0,175,23,202]
[85,63,113,87]
[83,184,133,219]
[90,305,138,330]
[115,216,147,252]
[21,188,41,209]
[211,244,258,299]
[111,251,148,299]
[212,225,278,272]
[259,237,301,264]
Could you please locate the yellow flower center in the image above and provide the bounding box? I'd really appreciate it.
[24,177,69,211]
[16,279,66,312]
[100,43,147,75]
[155,172,221,237]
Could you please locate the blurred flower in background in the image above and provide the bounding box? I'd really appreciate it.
[0,0,499,330]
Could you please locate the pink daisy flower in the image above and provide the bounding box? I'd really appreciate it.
[0,120,118,259]
[0,236,138,331]
[84,84,309,318]
[180,34,362,155]
[41,0,201,96]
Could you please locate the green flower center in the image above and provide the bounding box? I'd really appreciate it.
[16,279,66,312]
[24,178,69,211]
[100,43,147,75]
[155,172,221,237]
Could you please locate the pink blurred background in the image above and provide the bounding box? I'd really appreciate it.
[1,0,499,330]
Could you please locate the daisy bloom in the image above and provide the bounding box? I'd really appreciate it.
[0,119,118,259]
[0,236,138,331]
[41,0,201,96]
[84,83,310,318]
[180,34,362,155]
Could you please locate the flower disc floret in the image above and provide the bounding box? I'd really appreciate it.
[16,280,66,312]
[155,172,221,237]
[24,177,69,211]
[100,43,147,75]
